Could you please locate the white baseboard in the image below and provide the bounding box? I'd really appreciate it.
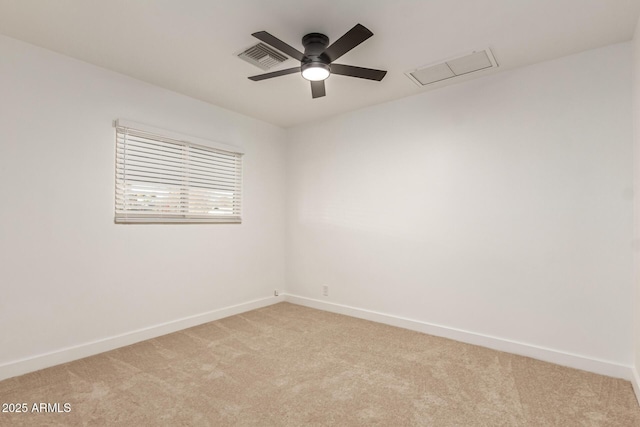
[632,367,640,406]
[284,294,633,381]
[0,295,284,382]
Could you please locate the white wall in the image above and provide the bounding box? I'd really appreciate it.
[287,43,634,370]
[633,14,640,399]
[0,35,286,376]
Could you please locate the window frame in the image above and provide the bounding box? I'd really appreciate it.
[114,119,244,224]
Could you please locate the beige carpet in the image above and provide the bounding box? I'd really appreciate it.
[0,302,638,426]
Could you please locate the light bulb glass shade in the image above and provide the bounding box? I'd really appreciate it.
[301,64,330,81]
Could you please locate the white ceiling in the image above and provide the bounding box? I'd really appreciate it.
[1,0,639,128]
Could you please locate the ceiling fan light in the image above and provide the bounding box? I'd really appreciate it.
[301,63,330,81]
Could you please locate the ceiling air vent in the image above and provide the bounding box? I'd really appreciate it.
[406,48,498,87]
[238,43,289,71]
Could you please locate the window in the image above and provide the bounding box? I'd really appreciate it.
[114,120,243,223]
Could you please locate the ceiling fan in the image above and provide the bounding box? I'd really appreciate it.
[248,24,387,99]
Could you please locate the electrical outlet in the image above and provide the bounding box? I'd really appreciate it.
[322,285,329,297]
[274,289,279,296]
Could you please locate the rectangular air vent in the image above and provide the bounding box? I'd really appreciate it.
[406,48,498,87]
[238,43,289,71]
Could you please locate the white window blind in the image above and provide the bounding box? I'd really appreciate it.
[115,120,243,223]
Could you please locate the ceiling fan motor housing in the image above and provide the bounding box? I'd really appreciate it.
[302,33,330,64]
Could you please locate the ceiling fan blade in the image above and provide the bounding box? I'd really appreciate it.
[252,31,305,62]
[330,64,387,81]
[311,80,326,98]
[248,67,301,81]
[323,24,373,62]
